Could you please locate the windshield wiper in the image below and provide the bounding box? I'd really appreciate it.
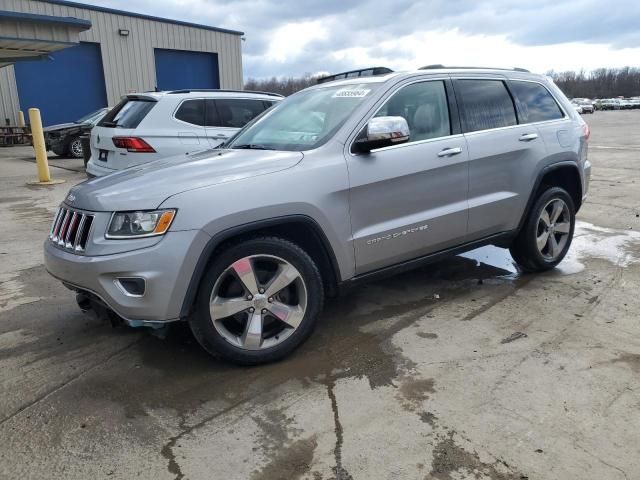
[101,121,118,128]
[231,144,273,150]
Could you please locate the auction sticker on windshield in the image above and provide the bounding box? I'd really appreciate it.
[333,89,371,98]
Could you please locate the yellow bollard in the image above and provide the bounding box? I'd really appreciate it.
[18,110,25,128]
[27,108,64,186]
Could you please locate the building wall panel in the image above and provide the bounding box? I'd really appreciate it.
[0,0,243,123]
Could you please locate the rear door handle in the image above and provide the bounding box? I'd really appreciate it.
[437,147,463,157]
[211,135,229,140]
[519,133,539,141]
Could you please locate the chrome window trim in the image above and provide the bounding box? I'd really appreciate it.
[368,133,465,154]
[347,76,453,157]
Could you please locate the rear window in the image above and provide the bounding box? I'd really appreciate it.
[456,80,517,133]
[510,81,564,123]
[99,98,155,129]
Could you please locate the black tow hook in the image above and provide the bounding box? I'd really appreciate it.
[76,292,93,312]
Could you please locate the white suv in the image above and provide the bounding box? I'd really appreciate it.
[86,90,282,177]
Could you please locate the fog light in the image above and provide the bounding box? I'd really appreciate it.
[115,277,146,297]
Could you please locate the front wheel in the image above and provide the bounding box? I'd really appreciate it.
[68,137,84,158]
[189,237,324,365]
[510,187,576,272]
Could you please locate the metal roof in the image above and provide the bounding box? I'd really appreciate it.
[40,0,244,36]
[0,10,91,66]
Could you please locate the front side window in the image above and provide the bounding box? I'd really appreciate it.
[227,83,380,151]
[457,80,517,133]
[175,99,205,126]
[510,81,564,123]
[374,80,451,143]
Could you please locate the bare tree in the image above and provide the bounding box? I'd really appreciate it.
[244,74,321,96]
[549,67,640,98]
[246,67,640,99]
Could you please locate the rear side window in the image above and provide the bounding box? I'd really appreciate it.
[211,99,267,128]
[99,98,155,129]
[175,99,205,126]
[510,81,564,123]
[456,80,517,133]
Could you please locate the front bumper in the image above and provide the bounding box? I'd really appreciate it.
[86,158,116,177]
[44,229,211,323]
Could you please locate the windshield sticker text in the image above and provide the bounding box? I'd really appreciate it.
[333,89,371,98]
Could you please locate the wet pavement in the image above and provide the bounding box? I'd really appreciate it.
[1,111,640,479]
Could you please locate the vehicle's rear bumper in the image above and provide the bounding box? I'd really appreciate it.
[86,158,116,177]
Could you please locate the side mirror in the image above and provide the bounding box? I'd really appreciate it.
[352,116,410,153]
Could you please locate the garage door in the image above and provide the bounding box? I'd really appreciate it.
[155,48,219,91]
[14,42,107,127]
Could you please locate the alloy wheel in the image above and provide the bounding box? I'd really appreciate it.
[70,139,83,158]
[536,198,571,261]
[209,255,307,350]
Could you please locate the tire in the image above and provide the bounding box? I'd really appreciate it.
[189,236,324,365]
[510,187,576,273]
[68,137,84,159]
[52,145,67,157]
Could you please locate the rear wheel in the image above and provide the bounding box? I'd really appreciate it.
[68,137,84,158]
[189,237,324,365]
[510,187,575,272]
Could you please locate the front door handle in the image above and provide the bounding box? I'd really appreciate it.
[211,135,229,140]
[437,147,463,157]
[519,133,539,141]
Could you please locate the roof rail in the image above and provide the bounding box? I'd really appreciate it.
[316,67,394,84]
[419,65,530,73]
[166,89,284,97]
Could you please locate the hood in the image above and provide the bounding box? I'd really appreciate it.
[44,122,82,132]
[67,149,304,211]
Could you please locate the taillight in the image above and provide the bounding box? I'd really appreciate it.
[112,137,156,152]
[582,123,590,141]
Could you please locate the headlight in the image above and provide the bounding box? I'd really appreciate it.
[106,210,176,238]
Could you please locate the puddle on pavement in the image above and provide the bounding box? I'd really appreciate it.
[563,221,640,273]
[459,246,518,277]
[458,220,640,278]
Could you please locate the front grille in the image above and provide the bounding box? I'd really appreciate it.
[49,206,95,253]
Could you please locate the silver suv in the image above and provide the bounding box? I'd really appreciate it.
[45,66,591,364]
[86,90,282,177]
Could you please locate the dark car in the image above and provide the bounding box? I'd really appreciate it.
[44,108,109,158]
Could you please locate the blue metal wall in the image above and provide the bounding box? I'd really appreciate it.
[14,42,108,126]
[154,48,219,91]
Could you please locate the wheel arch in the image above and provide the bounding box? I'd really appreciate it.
[179,215,341,319]
[517,161,583,234]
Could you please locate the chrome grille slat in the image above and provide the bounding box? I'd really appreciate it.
[64,212,79,248]
[57,211,71,245]
[48,206,95,255]
[51,208,66,242]
[49,208,63,238]
[74,214,87,250]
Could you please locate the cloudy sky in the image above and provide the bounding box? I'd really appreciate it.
[93,0,640,79]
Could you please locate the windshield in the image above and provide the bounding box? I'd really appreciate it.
[75,108,107,124]
[227,83,380,151]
